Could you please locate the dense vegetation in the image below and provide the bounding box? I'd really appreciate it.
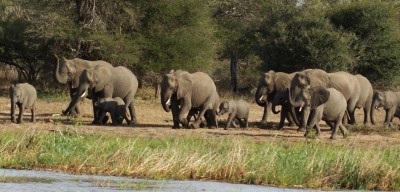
[0,0,400,89]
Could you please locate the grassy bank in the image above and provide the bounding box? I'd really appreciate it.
[0,128,399,191]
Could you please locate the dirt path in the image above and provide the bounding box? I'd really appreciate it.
[1,97,400,148]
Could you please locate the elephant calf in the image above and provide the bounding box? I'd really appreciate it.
[95,97,130,125]
[371,90,400,127]
[10,83,37,124]
[218,99,249,130]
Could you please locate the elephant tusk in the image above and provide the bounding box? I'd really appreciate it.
[80,91,87,98]
[166,98,171,105]
[258,95,264,102]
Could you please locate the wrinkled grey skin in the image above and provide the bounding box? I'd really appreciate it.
[271,90,300,129]
[62,65,138,125]
[54,56,114,117]
[255,70,299,128]
[94,97,130,125]
[10,83,37,124]
[289,69,360,131]
[354,74,373,125]
[218,99,249,130]
[161,70,220,129]
[289,86,348,139]
[371,90,400,127]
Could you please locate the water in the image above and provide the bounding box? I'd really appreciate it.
[0,168,320,192]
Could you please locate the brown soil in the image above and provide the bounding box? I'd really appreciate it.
[1,97,400,148]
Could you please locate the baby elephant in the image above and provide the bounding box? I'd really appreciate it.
[10,83,37,123]
[95,97,130,125]
[218,99,249,130]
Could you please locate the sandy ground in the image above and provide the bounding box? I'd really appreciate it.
[1,96,400,148]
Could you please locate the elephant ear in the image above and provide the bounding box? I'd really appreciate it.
[87,66,113,92]
[176,71,192,99]
[310,86,330,109]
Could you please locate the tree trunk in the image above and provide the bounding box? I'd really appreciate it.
[230,51,238,93]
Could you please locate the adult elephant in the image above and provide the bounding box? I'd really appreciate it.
[62,65,138,124]
[54,56,114,117]
[354,74,373,125]
[289,69,361,131]
[255,70,299,128]
[161,70,220,129]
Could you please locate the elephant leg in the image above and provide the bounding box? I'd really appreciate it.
[289,107,300,127]
[179,102,192,128]
[298,107,310,132]
[31,108,35,122]
[91,99,100,124]
[286,108,296,126]
[232,118,240,128]
[363,104,371,126]
[11,103,16,123]
[277,107,287,130]
[205,109,217,129]
[244,118,248,128]
[128,103,137,125]
[17,103,24,124]
[261,102,270,123]
[97,110,107,124]
[339,124,349,138]
[347,99,358,125]
[330,122,340,140]
[385,108,396,128]
[304,111,320,137]
[171,96,181,129]
[111,113,118,126]
[225,112,236,130]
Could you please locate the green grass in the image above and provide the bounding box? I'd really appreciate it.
[0,128,398,190]
[0,176,56,183]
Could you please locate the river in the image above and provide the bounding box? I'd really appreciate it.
[0,168,328,192]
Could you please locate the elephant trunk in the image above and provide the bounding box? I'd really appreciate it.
[288,87,303,107]
[10,97,15,122]
[255,87,267,107]
[370,100,379,125]
[161,89,172,112]
[271,100,281,114]
[63,84,89,115]
[54,55,68,84]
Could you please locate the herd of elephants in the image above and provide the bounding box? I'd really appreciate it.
[8,57,400,139]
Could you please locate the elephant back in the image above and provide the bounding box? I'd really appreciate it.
[190,72,218,108]
[328,72,360,101]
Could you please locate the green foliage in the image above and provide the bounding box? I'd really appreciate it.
[0,0,400,88]
[329,1,400,87]
[254,1,356,73]
[137,0,218,74]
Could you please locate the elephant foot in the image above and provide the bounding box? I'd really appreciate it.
[224,127,228,130]
[209,126,217,129]
[92,120,101,125]
[200,122,206,128]
[261,120,268,124]
[190,123,199,129]
[330,135,337,140]
[297,127,306,132]
[172,125,181,129]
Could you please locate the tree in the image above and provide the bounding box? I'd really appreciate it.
[329,1,400,87]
